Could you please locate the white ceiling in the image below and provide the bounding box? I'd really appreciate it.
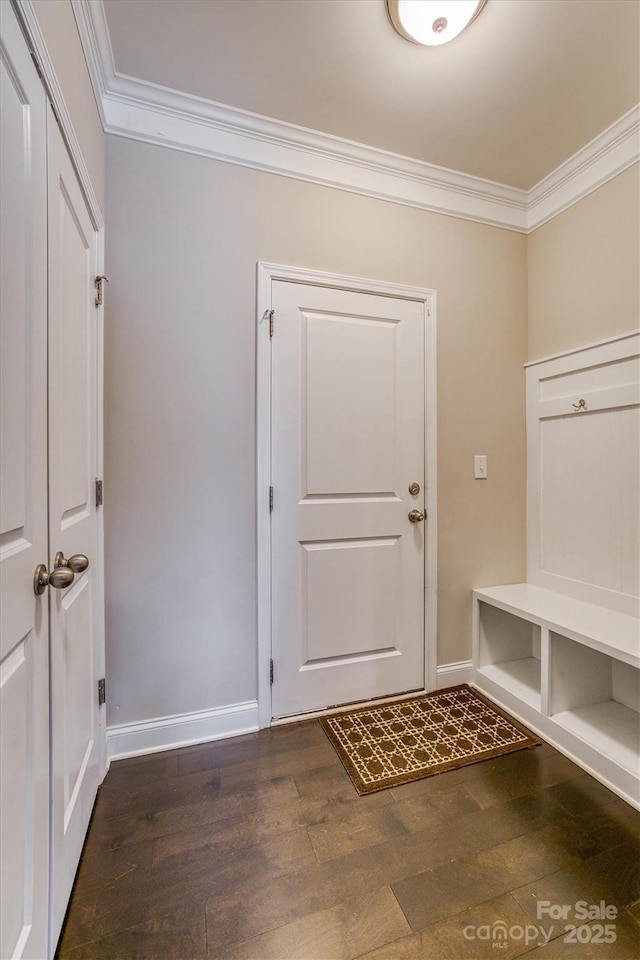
[102,0,640,190]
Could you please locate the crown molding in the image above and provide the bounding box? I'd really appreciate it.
[527,105,640,232]
[13,0,104,228]
[72,0,639,235]
[69,0,114,124]
[103,78,530,231]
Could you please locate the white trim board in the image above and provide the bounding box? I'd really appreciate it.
[525,329,640,369]
[106,700,259,760]
[72,0,639,234]
[256,263,438,728]
[436,661,474,689]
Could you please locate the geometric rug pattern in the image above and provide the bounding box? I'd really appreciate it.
[319,684,540,795]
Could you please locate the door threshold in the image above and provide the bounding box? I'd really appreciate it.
[271,687,426,726]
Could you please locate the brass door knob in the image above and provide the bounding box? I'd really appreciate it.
[33,563,75,596]
[54,551,89,574]
[408,509,425,523]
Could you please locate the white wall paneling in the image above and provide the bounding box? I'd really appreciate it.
[526,331,640,616]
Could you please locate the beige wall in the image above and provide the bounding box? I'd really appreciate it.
[31,0,105,214]
[105,135,527,725]
[528,164,639,361]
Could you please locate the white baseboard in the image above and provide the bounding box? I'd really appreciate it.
[107,700,259,760]
[436,660,474,688]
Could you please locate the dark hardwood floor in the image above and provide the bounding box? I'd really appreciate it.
[56,719,640,959]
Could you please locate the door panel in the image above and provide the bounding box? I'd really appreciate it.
[47,116,100,945]
[0,5,50,957]
[303,537,399,660]
[304,313,397,495]
[271,282,425,718]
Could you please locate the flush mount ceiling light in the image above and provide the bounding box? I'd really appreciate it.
[387,0,487,46]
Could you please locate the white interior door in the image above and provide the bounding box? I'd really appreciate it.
[47,115,101,945]
[271,281,426,718]
[0,6,50,957]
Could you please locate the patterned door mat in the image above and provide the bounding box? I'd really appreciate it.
[319,684,540,795]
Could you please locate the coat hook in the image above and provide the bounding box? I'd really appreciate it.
[572,399,587,411]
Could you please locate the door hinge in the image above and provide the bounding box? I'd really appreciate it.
[30,51,43,79]
[268,310,274,338]
[98,678,106,706]
[269,486,274,512]
[270,659,274,684]
[95,275,110,307]
[95,479,103,507]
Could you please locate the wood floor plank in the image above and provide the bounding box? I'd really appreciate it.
[307,804,408,862]
[352,789,569,888]
[390,782,480,831]
[355,892,542,960]
[175,722,325,776]
[391,826,581,932]
[100,753,180,791]
[219,743,341,791]
[456,748,586,810]
[218,885,410,960]
[203,844,393,954]
[87,766,224,824]
[58,843,271,953]
[85,774,299,851]
[57,903,207,959]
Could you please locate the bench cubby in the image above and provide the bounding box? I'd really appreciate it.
[472,582,639,809]
[477,602,542,710]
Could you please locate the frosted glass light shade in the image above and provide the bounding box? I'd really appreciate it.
[387,0,486,46]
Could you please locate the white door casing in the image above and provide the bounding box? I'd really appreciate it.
[257,264,437,724]
[0,5,50,956]
[47,114,102,946]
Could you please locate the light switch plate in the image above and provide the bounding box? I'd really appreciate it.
[474,455,487,479]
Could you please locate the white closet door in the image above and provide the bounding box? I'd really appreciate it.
[0,5,50,958]
[47,115,101,945]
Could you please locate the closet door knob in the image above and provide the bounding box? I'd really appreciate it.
[54,551,89,574]
[33,564,74,596]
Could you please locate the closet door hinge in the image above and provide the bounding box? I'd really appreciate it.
[268,310,274,338]
[30,51,43,79]
[95,275,110,307]
[269,486,274,512]
[95,479,103,507]
[98,678,106,706]
[270,660,274,684]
